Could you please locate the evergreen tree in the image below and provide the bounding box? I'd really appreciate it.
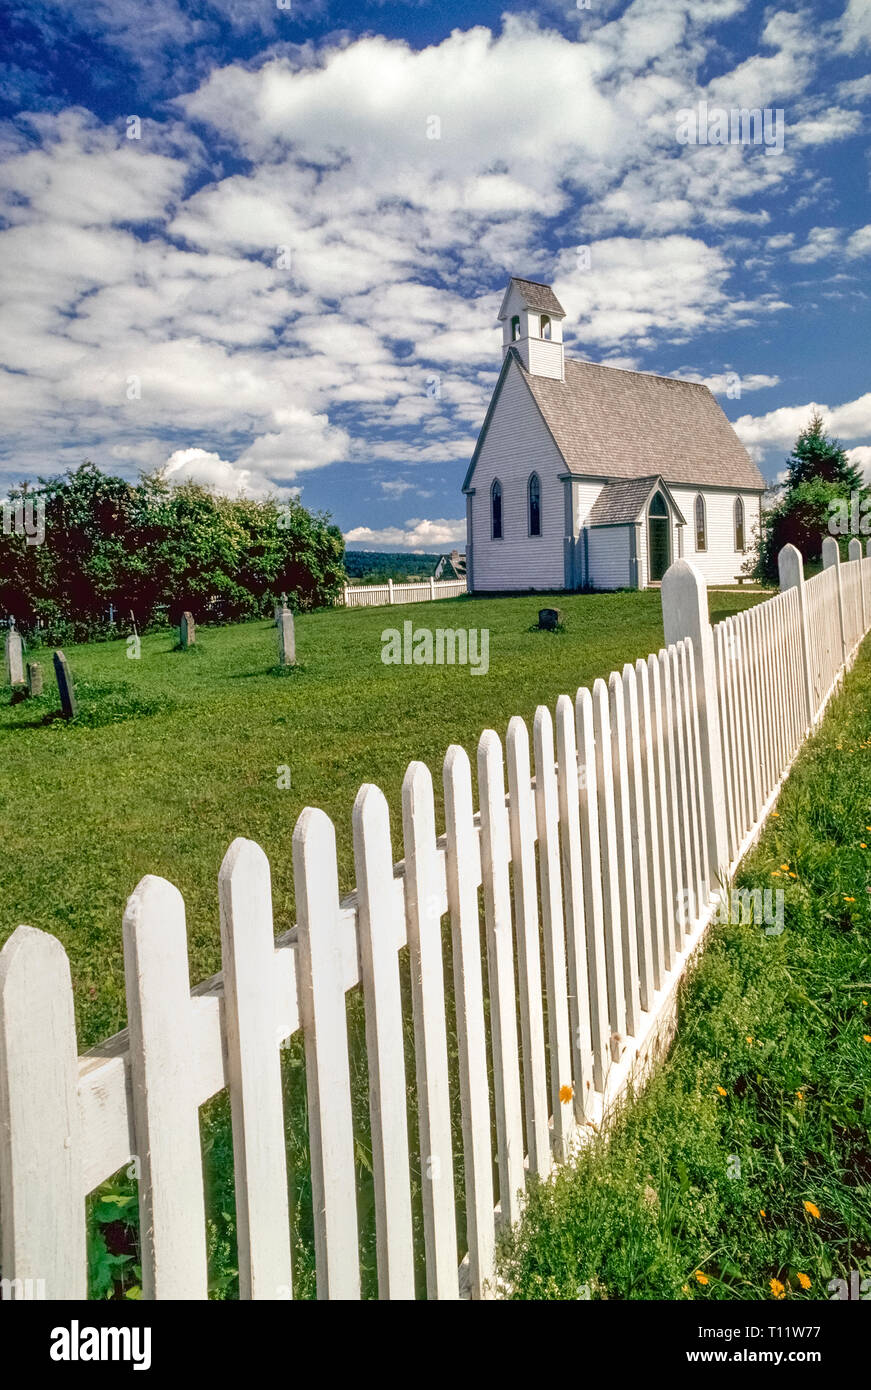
[784,411,863,492]
[749,414,868,582]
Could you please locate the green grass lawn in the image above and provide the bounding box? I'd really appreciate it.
[0,587,762,1049]
[0,586,770,1298]
[496,644,871,1301]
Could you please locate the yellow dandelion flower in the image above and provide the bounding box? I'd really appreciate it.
[559,1083,573,1104]
[759,1209,766,1217]
[844,896,855,903]
[863,1035,871,1044]
[771,811,780,817]
[770,1277,785,1299]
[796,1090,804,1099]
[780,863,790,871]
[862,844,868,849]
[803,1201,820,1219]
[716,1085,727,1096]
[695,1272,709,1285]
[746,1035,753,1045]
[797,1273,811,1290]
[772,870,782,877]
[789,871,797,878]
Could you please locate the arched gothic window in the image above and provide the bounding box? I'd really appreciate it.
[491,478,503,540]
[528,473,541,536]
[695,493,707,551]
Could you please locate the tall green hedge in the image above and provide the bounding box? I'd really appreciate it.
[0,463,346,640]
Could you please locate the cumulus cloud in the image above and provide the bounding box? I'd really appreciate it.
[163,447,292,498]
[344,518,466,550]
[733,393,871,451]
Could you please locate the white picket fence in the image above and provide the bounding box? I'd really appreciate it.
[341,577,467,608]
[1,541,869,1301]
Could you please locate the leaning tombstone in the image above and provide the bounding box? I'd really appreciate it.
[180,611,196,649]
[4,623,25,686]
[277,608,296,667]
[26,661,43,697]
[53,650,77,719]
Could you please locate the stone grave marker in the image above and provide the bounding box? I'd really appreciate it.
[277,608,296,666]
[26,661,43,697]
[53,650,77,719]
[4,624,24,686]
[180,611,196,649]
[274,591,289,625]
[538,607,562,631]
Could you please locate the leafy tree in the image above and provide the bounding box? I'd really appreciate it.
[749,415,868,583]
[0,462,347,639]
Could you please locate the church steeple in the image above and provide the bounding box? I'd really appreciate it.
[498,277,566,382]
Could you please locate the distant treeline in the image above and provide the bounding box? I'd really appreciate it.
[344,550,440,584]
[1,463,346,643]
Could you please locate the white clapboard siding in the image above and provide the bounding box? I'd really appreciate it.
[352,784,416,1300]
[505,717,551,1178]
[532,706,576,1155]
[443,745,495,1299]
[218,839,293,1301]
[1,543,867,1304]
[292,809,361,1300]
[477,730,526,1225]
[400,762,459,1300]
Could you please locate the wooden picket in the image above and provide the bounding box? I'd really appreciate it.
[1,544,868,1302]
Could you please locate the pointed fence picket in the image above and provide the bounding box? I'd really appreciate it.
[2,545,868,1302]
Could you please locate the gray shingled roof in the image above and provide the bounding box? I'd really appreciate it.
[520,356,765,491]
[501,278,566,317]
[585,476,685,526]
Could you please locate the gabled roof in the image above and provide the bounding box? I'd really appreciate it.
[524,357,765,490]
[586,475,686,527]
[463,350,766,494]
[498,278,566,320]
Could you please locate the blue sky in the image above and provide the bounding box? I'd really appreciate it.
[1,0,869,550]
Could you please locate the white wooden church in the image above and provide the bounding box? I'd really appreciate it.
[463,278,765,592]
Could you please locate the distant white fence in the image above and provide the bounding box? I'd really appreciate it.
[1,541,869,1300]
[341,577,467,608]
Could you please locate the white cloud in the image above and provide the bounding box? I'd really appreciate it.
[733,393,871,450]
[847,445,871,481]
[163,447,293,498]
[344,518,466,549]
[846,224,871,258]
[379,479,415,496]
[789,226,843,264]
[791,107,863,145]
[840,0,871,52]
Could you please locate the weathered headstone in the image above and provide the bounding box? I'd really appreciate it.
[538,607,562,631]
[274,591,289,625]
[4,624,24,685]
[53,650,77,719]
[26,661,43,697]
[180,611,196,649]
[277,608,296,666]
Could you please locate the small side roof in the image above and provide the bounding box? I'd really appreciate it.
[498,278,566,320]
[586,476,686,526]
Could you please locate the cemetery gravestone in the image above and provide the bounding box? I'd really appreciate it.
[4,625,24,686]
[180,612,196,649]
[26,661,43,697]
[53,650,77,719]
[278,609,296,667]
[274,591,289,625]
[538,608,562,631]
